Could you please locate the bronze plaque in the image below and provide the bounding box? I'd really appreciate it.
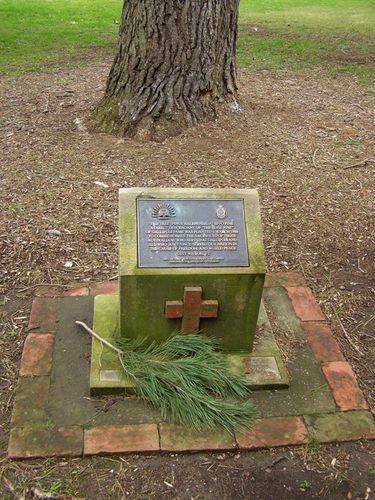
[137,199,249,268]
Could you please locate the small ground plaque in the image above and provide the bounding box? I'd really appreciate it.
[137,199,249,268]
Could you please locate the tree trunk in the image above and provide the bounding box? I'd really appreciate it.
[93,0,239,141]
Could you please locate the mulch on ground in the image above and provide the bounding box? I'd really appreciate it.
[0,59,374,496]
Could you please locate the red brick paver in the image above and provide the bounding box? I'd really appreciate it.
[35,285,64,297]
[159,424,236,451]
[303,322,345,362]
[322,362,368,411]
[90,281,119,296]
[63,286,89,296]
[264,272,305,288]
[20,333,54,376]
[84,424,159,454]
[35,285,89,297]
[28,297,58,332]
[286,286,325,322]
[237,416,308,449]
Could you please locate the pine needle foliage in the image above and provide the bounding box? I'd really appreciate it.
[116,334,257,433]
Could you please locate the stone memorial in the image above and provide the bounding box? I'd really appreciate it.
[89,187,289,394]
[119,188,265,350]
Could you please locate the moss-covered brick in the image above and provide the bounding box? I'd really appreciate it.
[8,426,83,458]
[11,376,50,426]
[304,411,375,443]
[118,188,265,353]
[263,286,308,342]
[159,423,236,451]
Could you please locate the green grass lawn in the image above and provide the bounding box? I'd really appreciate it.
[0,0,374,85]
[238,0,375,86]
[0,0,121,73]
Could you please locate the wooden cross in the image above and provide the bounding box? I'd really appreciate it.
[165,286,219,334]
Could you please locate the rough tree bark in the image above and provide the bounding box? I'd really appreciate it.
[93,0,239,141]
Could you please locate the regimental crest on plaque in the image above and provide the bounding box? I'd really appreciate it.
[216,204,227,219]
[151,202,176,219]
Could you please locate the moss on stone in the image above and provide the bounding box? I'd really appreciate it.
[304,411,375,443]
[8,426,83,458]
[159,423,237,451]
[11,376,50,426]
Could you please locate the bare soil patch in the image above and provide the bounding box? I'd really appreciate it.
[0,58,374,497]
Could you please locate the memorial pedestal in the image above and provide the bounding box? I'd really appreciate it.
[118,188,265,352]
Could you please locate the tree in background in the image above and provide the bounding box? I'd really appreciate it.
[94,0,239,140]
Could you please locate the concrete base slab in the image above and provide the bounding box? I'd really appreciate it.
[89,294,290,395]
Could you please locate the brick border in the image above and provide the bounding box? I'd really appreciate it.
[90,281,118,296]
[20,333,54,376]
[28,297,58,332]
[284,276,370,413]
[237,416,308,449]
[8,426,83,459]
[8,275,374,458]
[9,292,84,459]
[33,281,118,298]
[322,362,368,411]
[302,322,344,363]
[85,424,159,455]
[159,424,236,452]
[285,285,325,322]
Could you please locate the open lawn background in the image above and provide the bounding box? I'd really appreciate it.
[0,0,374,85]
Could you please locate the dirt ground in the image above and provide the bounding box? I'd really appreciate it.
[0,58,374,498]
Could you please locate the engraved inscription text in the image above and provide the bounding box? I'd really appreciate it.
[147,220,239,264]
[137,199,249,268]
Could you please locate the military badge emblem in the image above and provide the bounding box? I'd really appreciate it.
[216,204,227,219]
[151,203,176,219]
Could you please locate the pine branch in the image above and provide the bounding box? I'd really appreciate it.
[77,321,257,432]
